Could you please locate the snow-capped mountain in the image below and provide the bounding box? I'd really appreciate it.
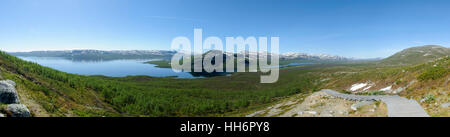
[10,49,353,62]
[280,52,350,61]
[9,50,177,61]
[67,49,176,56]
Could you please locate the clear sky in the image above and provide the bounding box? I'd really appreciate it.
[0,0,449,58]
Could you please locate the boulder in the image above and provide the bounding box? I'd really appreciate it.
[7,104,31,117]
[0,80,20,104]
[3,80,16,87]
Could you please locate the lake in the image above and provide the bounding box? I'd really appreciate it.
[18,56,199,78]
[17,56,312,78]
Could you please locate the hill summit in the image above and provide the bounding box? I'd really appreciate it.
[381,45,450,65]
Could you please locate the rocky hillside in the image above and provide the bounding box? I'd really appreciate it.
[0,77,31,117]
[380,45,450,65]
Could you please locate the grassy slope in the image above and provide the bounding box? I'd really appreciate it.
[0,51,323,117]
[0,53,120,117]
[380,45,450,65]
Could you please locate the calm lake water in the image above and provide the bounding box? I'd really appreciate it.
[18,56,198,78]
[18,56,312,78]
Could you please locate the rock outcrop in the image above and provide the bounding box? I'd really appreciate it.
[4,80,16,87]
[0,79,32,117]
[0,80,20,104]
[7,104,31,117]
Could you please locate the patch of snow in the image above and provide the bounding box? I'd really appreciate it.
[392,87,405,94]
[350,83,368,91]
[380,86,392,91]
[362,86,372,91]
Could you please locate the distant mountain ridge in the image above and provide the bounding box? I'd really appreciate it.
[10,49,353,62]
[280,52,350,61]
[10,50,177,61]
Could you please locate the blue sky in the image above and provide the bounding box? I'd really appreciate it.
[0,0,449,58]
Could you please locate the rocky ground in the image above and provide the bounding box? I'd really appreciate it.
[0,71,32,117]
[247,91,387,117]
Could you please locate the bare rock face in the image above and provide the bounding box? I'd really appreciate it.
[0,80,20,104]
[7,104,31,117]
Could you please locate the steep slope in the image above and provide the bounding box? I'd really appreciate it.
[380,45,450,65]
[0,51,120,117]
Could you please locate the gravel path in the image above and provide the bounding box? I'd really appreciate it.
[322,89,429,117]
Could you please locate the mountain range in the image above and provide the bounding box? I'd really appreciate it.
[10,50,177,61]
[10,49,355,62]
